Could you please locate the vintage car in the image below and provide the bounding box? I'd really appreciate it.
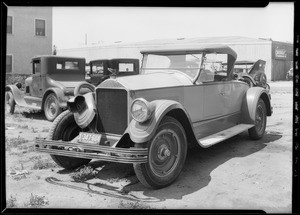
[5,56,87,121]
[86,58,139,86]
[35,44,272,189]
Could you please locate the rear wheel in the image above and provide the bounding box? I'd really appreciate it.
[44,93,62,122]
[134,116,187,189]
[248,99,267,140]
[49,110,91,169]
[5,90,15,114]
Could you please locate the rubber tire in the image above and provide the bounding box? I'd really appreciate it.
[248,99,267,140]
[44,93,62,122]
[49,110,91,169]
[5,91,15,114]
[134,116,187,189]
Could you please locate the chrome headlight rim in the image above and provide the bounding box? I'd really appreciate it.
[130,98,152,123]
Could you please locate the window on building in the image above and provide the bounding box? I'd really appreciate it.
[35,19,45,36]
[7,16,12,34]
[6,55,12,73]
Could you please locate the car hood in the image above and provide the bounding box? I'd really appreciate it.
[99,72,193,91]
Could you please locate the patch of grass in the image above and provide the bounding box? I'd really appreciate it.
[6,136,29,151]
[6,195,17,208]
[12,113,24,122]
[70,165,98,182]
[31,156,58,170]
[118,200,151,209]
[24,193,49,208]
[18,144,35,153]
[31,127,38,133]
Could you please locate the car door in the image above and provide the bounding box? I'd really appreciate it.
[31,59,42,97]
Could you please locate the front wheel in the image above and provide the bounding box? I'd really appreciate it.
[5,90,15,114]
[49,110,91,169]
[248,98,267,140]
[134,116,187,189]
[44,93,62,122]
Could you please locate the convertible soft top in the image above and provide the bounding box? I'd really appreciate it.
[140,44,237,60]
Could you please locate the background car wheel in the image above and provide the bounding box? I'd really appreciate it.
[134,116,187,189]
[5,90,16,114]
[49,110,91,169]
[248,98,267,140]
[44,93,62,122]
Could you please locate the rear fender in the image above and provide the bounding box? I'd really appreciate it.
[127,99,197,144]
[241,87,272,124]
[42,87,68,109]
[5,85,25,106]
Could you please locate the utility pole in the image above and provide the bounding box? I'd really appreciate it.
[85,34,87,45]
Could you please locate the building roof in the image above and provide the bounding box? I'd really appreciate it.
[130,36,273,46]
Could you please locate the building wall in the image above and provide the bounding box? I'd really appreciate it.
[7,7,52,74]
[228,43,272,81]
[59,41,275,80]
[271,41,293,81]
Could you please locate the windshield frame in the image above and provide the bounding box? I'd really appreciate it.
[141,52,205,83]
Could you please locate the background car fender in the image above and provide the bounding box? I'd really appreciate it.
[5,84,25,106]
[241,87,272,124]
[127,99,197,144]
[42,87,68,109]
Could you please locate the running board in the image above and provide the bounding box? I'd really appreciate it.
[198,124,254,148]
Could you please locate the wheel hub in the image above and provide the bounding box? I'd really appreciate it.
[157,144,171,161]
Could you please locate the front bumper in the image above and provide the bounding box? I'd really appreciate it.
[35,138,148,164]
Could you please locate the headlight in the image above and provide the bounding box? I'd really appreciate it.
[131,98,153,123]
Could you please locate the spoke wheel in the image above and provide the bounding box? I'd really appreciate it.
[248,98,267,140]
[134,116,187,189]
[5,91,15,114]
[49,110,91,169]
[44,93,62,121]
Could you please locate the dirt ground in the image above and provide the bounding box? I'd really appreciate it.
[4,81,293,212]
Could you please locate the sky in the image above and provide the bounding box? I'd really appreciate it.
[53,3,294,50]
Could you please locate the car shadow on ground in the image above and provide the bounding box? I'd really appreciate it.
[21,110,47,120]
[54,131,282,202]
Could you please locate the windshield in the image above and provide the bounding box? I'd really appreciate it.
[142,53,203,80]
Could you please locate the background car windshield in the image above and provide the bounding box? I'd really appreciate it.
[142,54,202,79]
[56,61,79,70]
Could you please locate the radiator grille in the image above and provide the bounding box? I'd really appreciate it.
[96,88,128,135]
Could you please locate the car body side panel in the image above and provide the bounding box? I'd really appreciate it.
[193,112,241,139]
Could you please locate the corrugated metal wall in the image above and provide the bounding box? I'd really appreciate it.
[59,39,293,81]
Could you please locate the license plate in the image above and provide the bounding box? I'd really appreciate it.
[78,132,102,144]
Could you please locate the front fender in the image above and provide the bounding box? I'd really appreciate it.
[42,87,70,109]
[241,87,272,124]
[127,99,191,143]
[5,84,25,106]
